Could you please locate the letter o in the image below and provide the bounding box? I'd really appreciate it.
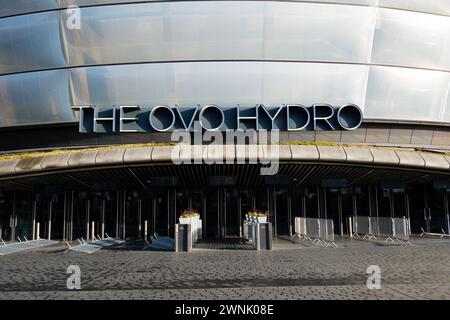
[149,105,176,132]
[337,104,363,130]
[198,104,225,131]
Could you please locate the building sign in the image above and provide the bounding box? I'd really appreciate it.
[73,103,363,133]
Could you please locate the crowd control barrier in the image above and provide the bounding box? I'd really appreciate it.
[294,217,336,247]
[351,216,412,245]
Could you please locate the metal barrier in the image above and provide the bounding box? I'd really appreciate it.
[419,227,450,238]
[0,236,57,256]
[294,217,336,247]
[146,232,175,251]
[66,234,124,254]
[352,216,412,245]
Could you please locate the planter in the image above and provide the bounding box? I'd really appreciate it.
[179,217,192,224]
[257,216,267,223]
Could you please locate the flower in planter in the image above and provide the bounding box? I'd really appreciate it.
[247,209,269,218]
[179,208,200,218]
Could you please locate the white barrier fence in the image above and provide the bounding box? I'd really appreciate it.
[294,217,336,247]
[351,216,411,244]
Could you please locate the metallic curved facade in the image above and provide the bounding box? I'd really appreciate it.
[0,1,449,128]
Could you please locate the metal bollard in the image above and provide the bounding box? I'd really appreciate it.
[255,222,273,251]
[144,220,148,240]
[175,223,192,252]
[36,222,40,240]
[348,216,353,238]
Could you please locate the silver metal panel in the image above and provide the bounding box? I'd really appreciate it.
[0,1,449,128]
[395,151,425,167]
[369,148,399,165]
[290,145,319,160]
[372,8,450,71]
[378,0,450,17]
[265,2,376,63]
[0,12,66,75]
[410,129,434,145]
[365,128,390,143]
[344,147,373,163]
[0,70,73,127]
[278,145,292,161]
[69,62,369,108]
[15,157,45,173]
[314,131,342,142]
[388,128,413,144]
[0,159,19,176]
[151,146,177,161]
[288,131,315,141]
[317,146,347,161]
[364,66,450,122]
[41,153,72,170]
[256,145,290,161]
[431,130,450,145]
[123,147,153,163]
[206,145,226,162]
[0,0,56,18]
[440,80,450,121]
[62,1,375,66]
[95,149,125,165]
[179,145,205,163]
[68,150,99,167]
[62,2,264,66]
[236,145,259,162]
[340,128,367,143]
[420,153,450,170]
[261,63,369,108]
[56,1,450,17]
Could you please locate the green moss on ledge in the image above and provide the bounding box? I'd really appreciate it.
[280,140,341,147]
[0,140,446,162]
[0,142,174,161]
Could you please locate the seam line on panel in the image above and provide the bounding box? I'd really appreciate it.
[1,60,450,78]
[1,0,450,20]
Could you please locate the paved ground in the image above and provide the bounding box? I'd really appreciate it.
[1,236,450,300]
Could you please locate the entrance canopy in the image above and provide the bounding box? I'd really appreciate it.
[0,145,449,190]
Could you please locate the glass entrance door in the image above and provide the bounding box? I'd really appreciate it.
[273,189,289,236]
[205,189,240,239]
[222,189,239,238]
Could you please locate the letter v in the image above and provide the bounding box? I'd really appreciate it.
[175,106,199,130]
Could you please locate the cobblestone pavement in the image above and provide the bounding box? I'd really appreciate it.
[1,236,450,300]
